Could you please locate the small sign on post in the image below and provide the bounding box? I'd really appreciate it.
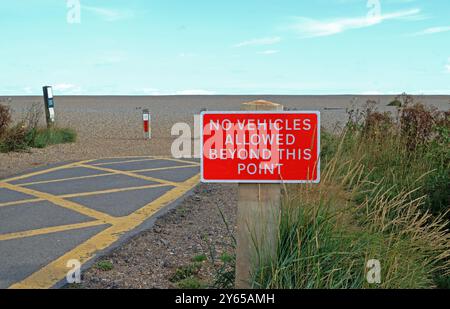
[200,100,320,288]
[42,86,55,127]
[143,109,151,140]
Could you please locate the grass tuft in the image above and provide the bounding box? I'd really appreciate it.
[31,127,77,149]
[96,260,114,272]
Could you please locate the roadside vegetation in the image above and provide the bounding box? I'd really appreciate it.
[169,234,235,289]
[251,94,449,289]
[95,260,114,272]
[0,103,76,153]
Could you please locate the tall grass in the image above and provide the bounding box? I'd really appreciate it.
[252,97,450,289]
[30,127,77,149]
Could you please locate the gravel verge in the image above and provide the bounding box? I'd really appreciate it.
[79,183,237,289]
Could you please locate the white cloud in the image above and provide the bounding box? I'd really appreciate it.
[176,90,215,95]
[82,5,134,22]
[23,87,33,94]
[53,83,81,94]
[411,26,450,36]
[258,50,279,55]
[289,8,422,38]
[446,59,450,73]
[233,37,281,48]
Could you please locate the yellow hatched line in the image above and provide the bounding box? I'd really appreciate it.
[9,174,200,289]
[0,183,172,209]
[0,221,106,242]
[0,157,198,184]
[0,164,201,208]
[89,157,158,166]
[0,197,43,208]
[12,172,115,187]
[76,163,179,187]
[1,159,95,183]
[61,183,171,198]
[161,157,200,166]
[0,185,176,240]
[88,155,155,161]
[131,164,199,173]
[85,156,199,167]
[14,164,199,187]
[0,182,116,224]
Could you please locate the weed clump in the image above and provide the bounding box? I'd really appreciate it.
[96,260,114,272]
[0,103,76,153]
[0,104,11,137]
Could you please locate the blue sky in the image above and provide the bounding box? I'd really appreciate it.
[0,0,449,95]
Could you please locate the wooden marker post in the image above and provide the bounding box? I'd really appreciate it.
[236,100,283,289]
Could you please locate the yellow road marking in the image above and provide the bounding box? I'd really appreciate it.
[163,157,201,166]
[77,163,179,187]
[9,172,114,187]
[60,183,171,199]
[133,164,199,173]
[89,157,158,166]
[0,156,198,184]
[1,159,95,183]
[0,183,116,224]
[0,198,43,208]
[0,164,199,208]
[14,164,198,187]
[0,221,106,242]
[9,174,200,289]
[0,184,173,209]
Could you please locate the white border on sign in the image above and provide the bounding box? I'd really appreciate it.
[200,111,321,184]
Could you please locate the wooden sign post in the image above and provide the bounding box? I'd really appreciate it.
[236,100,283,288]
[200,102,320,289]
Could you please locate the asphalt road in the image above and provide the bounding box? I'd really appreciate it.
[0,156,200,289]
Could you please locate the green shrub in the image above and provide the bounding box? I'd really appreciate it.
[212,252,235,289]
[170,263,201,283]
[176,277,207,289]
[0,102,76,153]
[192,254,207,263]
[341,99,449,219]
[0,122,76,153]
[0,104,11,137]
[0,123,30,152]
[96,260,114,272]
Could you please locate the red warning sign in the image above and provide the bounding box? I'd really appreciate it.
[201,112,320,183]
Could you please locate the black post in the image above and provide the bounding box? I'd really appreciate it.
[43,86,55,128]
